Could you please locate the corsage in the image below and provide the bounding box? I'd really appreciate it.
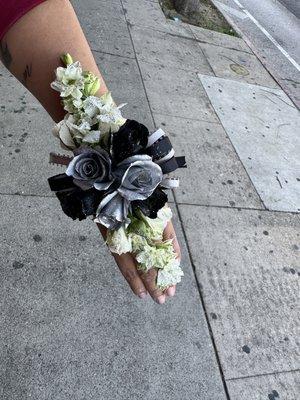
[48,54,186,289]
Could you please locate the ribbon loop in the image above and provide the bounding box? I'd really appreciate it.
[146,128,186,174]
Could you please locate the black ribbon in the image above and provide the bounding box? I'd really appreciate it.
[159,156,185,174]
[146,134,186,174]
[175,156,187,168]
[48,174,75,192]
[147,136,172,161]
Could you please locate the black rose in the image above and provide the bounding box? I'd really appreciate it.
[56,187,103,221]
[132,187,168,219]
[111,119,149,164]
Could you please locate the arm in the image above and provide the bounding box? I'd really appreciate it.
[0,0,180,303]
[0,0,108,122]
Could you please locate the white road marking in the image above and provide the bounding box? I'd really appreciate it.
[230,0,300,72]
[214,1,248,19]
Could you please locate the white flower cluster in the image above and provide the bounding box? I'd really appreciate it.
[51,54,126,149]
[106,207,184,289]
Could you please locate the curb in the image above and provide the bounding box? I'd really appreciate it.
[210,0,300,110]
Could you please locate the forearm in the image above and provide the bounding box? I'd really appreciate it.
[0,0,108,122]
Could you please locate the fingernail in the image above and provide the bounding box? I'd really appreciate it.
[156,295,165,305]
[139,292,147,299]
[168,287,176,297]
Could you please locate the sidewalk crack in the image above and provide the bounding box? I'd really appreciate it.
[226,368,300,381]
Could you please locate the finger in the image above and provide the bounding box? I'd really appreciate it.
[96,223,148,299]
[138,267,166,305]
[163,220,181,261]
[165,285,176,297]
[140,221,181,302]
[114,252,148,298]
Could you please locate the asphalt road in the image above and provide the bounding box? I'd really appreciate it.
[212,0,300,108]
[237,0,300,64]
[278,0,300,18]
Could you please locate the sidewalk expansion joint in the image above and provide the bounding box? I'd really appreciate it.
[92,48,136,60]
[226,368,300,381]
[130,58,215,84]
[177,202,300,216]
[152,111,225,125]
[0,192,54,199]
[120,0,156,129]
[129,22,253,55]
[172,190,232,400]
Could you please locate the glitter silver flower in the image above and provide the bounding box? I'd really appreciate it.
[113,155,163,201]
[66,147,113,191]
[95,191,130,230]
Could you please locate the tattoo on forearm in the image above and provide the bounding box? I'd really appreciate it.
[22,63,32,86]
[0,41,12,69]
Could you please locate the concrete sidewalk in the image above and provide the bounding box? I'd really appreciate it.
[0,0,299,399]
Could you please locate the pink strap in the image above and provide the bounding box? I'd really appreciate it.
[0,0,46,40]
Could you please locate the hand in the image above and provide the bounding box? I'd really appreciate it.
[97,220,181,304]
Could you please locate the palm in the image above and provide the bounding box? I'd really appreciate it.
[97,220,181,304]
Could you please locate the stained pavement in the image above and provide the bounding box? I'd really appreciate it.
[0,0,299,399]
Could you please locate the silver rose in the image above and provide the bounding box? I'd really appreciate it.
[95,191,130,230]
[113,155,163,201]
[66,147,113,190]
